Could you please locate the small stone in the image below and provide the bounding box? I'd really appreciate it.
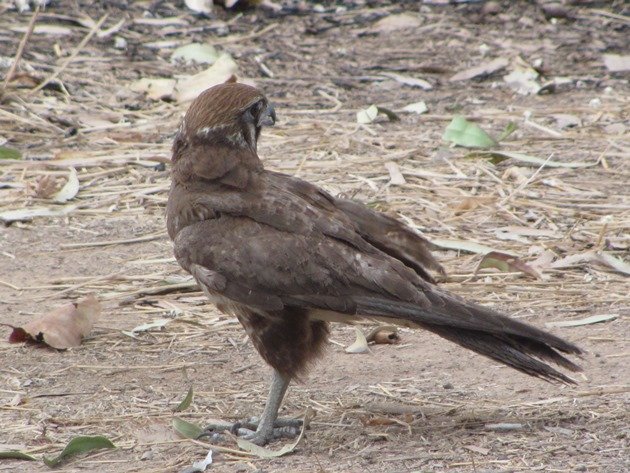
[140,450,153,461]
[443,382,454,390]
[482,1,501,15]
[542,3,571,19]
[574,464,587,472]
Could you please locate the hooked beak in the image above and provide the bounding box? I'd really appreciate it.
[257,103,276,127]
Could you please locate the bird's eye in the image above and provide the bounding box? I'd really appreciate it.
[249,101,263,117]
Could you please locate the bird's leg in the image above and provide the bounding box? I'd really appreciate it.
[242,369,294,445]
[201,369,301,445]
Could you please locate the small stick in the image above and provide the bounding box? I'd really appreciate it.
[30,14,109,94]
[60,232,165,249]
[2,5,40,92]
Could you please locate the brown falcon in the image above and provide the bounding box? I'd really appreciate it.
[166,82,582,446]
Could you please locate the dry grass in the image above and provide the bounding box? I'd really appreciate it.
[1,1,628,472]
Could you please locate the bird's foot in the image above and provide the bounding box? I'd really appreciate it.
[199,417,302,445]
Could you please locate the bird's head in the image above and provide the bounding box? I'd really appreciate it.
[174,82,275,157]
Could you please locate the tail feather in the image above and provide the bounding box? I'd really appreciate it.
[354,295,582,385]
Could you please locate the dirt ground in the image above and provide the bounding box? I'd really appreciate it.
[1,1,628,472]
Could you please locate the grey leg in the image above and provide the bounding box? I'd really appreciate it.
[200,369,301,445]
[244,369,291,445]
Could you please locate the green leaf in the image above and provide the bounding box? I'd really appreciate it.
[175,386,194,412]
[0,450,38,461]
[376,106,400,122]
[497,121,518,141]
[356,105,379,124]
[0,146,21,160]
[173,417,204,439]
[442,116,498,148]
[237,407,315,458]
[42,436,115,467]
[465,150,595,168]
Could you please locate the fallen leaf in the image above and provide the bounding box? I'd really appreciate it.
[43,436,115,467]
[552,114,582,129]
[0,205,77,224]
[544,426,574,436]
[171,43,219,65]
[366,326,400,345]
[476,251,542,279]
[237,407,314,458]
[464,445,490,455]
[450,57,508,82]
[401,101,428,114]
[345,327,369,354]
[8,295,100,349]
[53,167,80,203]
[185,0,213,15]
[443,116,498,148]
[485,423,523,431]
[546,314,618,328]
[174,54,239,103]
[33,175,59,199]
[453,196,493,215]
[465,150,595,168]
[530,249,556,270]
[122,318,171,338]
[494,229,530,244]
[497,226,557,238]
[181,449,213,473]
[371,13,422,33]
[0,451,37,461]
[551,251,630,275]
[430,238,507,255]
[593,252,630,276]
[173,418,204,439]
[12,24,72,36]
[602,54,630,73]
[362,415,399,426]
[356,105,399,124]
[503,60,541,95]
[175,386,194,412]
[381,72,432,90]
[376,106,400,122]
[496,121,518,142]
[129,78,176,101]
[356,104,379,124]
[384,162,406,185]
[0,146,21,160]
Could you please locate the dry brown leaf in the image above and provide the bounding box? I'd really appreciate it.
[33,175,60,199]
[8,295,100,349]
[370,13,422,33]
[476,251,542,279]
[450,57,508,82]
[453,196,493,215]
[464,445,490,455]
[366,326,400,345]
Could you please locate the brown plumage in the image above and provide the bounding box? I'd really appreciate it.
[167,83,582,445]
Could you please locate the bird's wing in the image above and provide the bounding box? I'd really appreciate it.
[174,215,581,384]
[265,171,444,282]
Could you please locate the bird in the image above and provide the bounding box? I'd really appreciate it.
[166,82,582,446]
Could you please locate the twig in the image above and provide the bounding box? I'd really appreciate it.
[2,5,40,92]
[60,232,165,249]
[214,23,277,45]
[499,153,554,206]
[30,14,109,94]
